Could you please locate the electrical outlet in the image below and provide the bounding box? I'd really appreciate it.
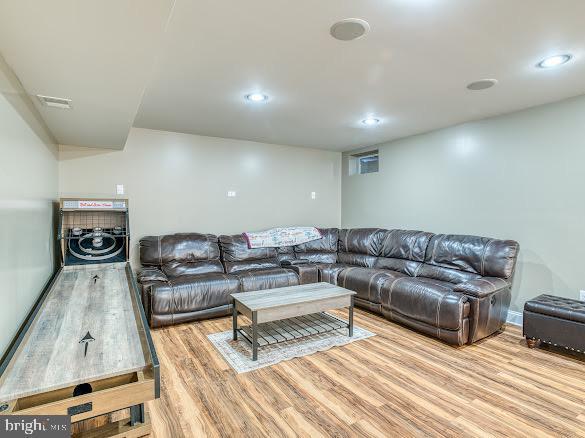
[311,191,316,200]
[227,191,236,198]
[116,184,124,195]
[580,290,585,302]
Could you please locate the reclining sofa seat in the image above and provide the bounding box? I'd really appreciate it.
[218,234,299,291]
[138,233,306,327]
[319,228,518,346]
[335,228,392,313]
[138,233,239,327]
[415,233,518,344]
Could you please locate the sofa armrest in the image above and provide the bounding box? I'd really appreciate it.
[137,279,168,327]
[454,277,509,298]
[455,277,512,344]
[282,264,318,285]
[137,267,169,284]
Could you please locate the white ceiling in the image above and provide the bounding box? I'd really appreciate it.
[0,0,174,149]
[2,1,585,151]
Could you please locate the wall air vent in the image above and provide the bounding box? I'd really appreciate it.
[36,94,72,109]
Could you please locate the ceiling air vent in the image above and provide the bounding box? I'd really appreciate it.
[36,95,72,109]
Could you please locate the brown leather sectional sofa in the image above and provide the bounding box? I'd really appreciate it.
[137,228,519,346]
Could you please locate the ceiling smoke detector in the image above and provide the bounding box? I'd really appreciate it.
[330,18,370,41]
[36,94,72,109]
[466,79,498,91]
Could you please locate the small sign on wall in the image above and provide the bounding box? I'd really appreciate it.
[62,200,127,209]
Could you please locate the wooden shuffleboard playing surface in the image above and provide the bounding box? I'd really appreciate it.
[0,263,147,401]
[0,262,158,437]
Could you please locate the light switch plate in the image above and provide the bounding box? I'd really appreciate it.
[227,191,237,198]
[116,184,124,195]
[311,191,316,199]
[580,290,585,302]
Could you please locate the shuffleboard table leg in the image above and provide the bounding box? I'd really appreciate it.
[130,403,145,426]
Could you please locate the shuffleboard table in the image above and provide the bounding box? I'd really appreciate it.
[0,262,159,437]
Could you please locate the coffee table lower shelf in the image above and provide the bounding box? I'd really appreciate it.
[235,312,350,349]
[231,283,356,361]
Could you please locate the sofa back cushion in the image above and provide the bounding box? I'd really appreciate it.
[417,264,482,284]
[374,229,433,276]
[421,234,519,282]
[219,234,280,274]
[140,233,224,278]
[338,228,386,267]
[294,228,338,264]
[276,246,295,263]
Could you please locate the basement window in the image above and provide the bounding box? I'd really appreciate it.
[349,150,379,175]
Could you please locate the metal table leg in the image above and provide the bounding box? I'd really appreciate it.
[130,403,145,426]
[232,299,238,341]
[252,311,258,361]
[349,295,354,337]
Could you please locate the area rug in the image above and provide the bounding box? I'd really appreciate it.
[208,323,375,373]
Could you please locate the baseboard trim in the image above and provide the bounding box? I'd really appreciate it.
[506,310,523,327]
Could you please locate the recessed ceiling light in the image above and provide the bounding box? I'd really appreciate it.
[537,54,572,69]
[361,117,380,126]
[245,93,269,102]
[330,18,370,41]
[466,79,498,91]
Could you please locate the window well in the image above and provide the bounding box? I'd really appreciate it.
[349,150,379,175]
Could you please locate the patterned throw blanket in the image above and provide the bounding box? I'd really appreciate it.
[243,227,322,249]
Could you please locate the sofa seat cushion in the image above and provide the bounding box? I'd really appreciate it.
[337,267,406,304]
[312,263,351,284]
[224,259,281,274]
[162,260,224,278]
[380,277,469,330]
[236,268,299,292]
[295,252,337,264]
[149,273,239,316]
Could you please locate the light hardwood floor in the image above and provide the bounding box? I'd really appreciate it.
[147,308,585,437]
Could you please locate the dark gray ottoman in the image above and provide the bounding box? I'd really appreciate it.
[523,294,585,352]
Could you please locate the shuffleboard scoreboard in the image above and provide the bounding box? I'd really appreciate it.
[59,198,130,266]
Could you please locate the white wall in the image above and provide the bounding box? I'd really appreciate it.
[342,94,585,312]
[0,55,58,356]
[59,128,342,266]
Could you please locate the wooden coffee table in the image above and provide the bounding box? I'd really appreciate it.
[230,282,356,361]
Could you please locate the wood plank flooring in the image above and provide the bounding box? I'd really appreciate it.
[146,309,585,437]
